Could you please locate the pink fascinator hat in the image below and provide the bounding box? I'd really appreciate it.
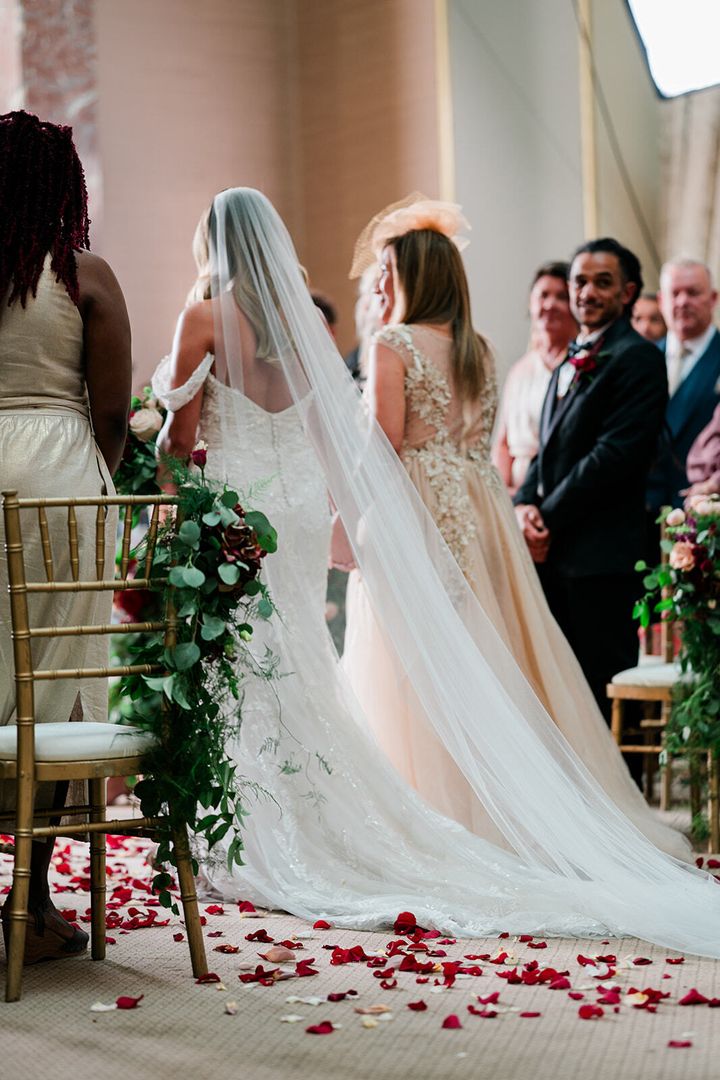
[350,191,470,279]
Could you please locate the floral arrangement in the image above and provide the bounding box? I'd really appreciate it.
[113,447,278,907]
[113,388,166,497]
[635,495,720,762]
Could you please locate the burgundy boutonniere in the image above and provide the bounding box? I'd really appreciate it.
[567,336,607,390]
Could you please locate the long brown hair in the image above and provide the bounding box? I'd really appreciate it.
[388,229,490,401]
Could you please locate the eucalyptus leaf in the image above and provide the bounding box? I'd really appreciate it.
[178,520,201,546]
[220,489,239,507]
[258,596,273,619]
[183,566,206,589]
[201,614,227,640]
[218,562,240,586]
[202,510,222,527]
[173,642,201,671]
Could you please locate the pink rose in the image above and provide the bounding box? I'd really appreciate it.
[669,541,695,572]
[665,508,686,527]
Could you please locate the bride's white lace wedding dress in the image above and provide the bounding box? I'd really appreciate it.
[153,353,718,950]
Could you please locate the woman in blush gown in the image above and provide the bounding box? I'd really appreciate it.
[149,187,720,958]
[341,198,686,858]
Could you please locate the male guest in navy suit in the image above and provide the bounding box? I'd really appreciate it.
[514,239,667,724]
[646,259,720,515]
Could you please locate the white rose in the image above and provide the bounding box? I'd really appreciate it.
[665,508,686,527]
[682,726,691,742]
[129,407,163,442]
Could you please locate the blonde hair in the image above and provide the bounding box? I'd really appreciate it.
[186,199,278,361]
[389,229,490,401]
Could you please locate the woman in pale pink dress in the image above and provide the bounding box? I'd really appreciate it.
[341,199,684,856]
[492,262,577,495]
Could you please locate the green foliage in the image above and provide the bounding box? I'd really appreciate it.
[635,502,720,758]
[112,454,278,908]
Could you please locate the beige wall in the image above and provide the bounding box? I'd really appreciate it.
[95,0,440,380]
[448,0,663,378]
[293,0,440,355]
[95,0,296,387]
[448,0,584,377]
[591,0,662,289]
[0,0,22,111]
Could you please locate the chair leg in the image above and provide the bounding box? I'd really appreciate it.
[610,699,623,744]
[89,777,107,961]
[708,751,720,854]
[5,828,32,1003]
[171,822,208,978]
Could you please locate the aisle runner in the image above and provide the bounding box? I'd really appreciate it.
[1,833,719,1047]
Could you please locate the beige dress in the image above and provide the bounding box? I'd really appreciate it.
[0,258,114,813]
[343,323,687,859]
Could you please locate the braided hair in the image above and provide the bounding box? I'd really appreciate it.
[0,110,90,308]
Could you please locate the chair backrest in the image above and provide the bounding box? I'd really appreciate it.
[1,492,179,748]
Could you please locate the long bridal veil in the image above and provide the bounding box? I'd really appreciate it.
[209,188,720,956]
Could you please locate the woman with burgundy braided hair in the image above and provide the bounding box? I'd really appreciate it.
[0,110,131,964]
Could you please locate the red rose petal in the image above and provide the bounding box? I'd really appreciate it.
[520,1012,541,1018]
[204,904,225,916]
[578,1004,603,1020]
[380,979,398,990]
[468,1005,497,1018]
[666,957,685,965]
[237,900,256,913]
[476,991,501,1005]
[668,1040,692,1048]
[173,932,184,942]
[313,920,332,930]
[408,1000,427,1011]
[116,994,144,1009]
[393,911,418,936]
[632,957,653,966]
[549,977,571,991]
[568,992,584,1000]
[442,1014,462,1029]
[679,988,709,1006]
[306,1021,334,1035]
[195,972,222,984]
[245,929,273,943]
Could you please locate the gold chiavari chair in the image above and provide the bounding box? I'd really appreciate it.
[0,491,208,1002]
[606,519,682,810]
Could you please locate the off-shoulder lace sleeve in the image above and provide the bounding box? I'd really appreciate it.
[151,353,215,411]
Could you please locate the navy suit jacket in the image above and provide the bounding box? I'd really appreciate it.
[514,317,667,577]
[646,328,720,511]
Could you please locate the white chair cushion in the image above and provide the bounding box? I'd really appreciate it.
[611,661,686,688]
[0,722,157,762]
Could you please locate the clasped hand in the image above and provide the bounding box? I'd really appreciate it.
[515,503,551,563]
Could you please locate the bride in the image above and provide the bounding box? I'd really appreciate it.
[153,187,720,954]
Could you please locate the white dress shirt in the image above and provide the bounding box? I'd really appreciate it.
[665,324,716,394]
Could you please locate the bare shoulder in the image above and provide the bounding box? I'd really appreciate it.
[75,250,127,311]
[179,298,214,335]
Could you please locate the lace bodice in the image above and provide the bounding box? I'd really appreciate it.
[151,354,330,625]
[375,325,502,571]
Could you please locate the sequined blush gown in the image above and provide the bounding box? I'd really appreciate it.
[342,324,687,859]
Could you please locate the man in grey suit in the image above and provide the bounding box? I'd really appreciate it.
[646,258,720,514]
